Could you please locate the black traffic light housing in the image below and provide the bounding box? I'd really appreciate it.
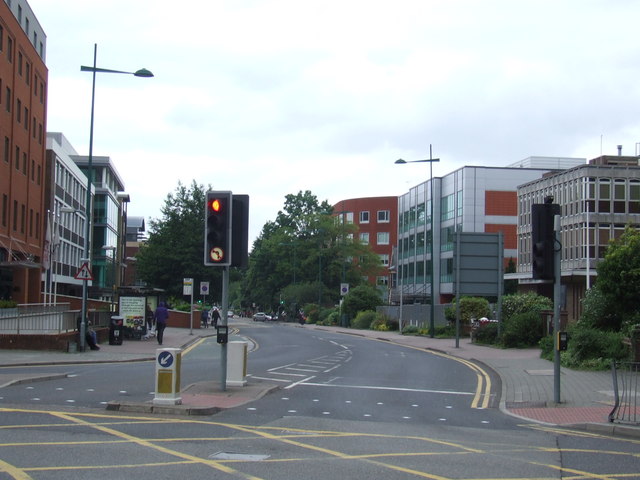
[531,202,560,280]
[205,191,232,266]
[231,194,249,269]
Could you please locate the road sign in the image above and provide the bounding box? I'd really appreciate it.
[183,278,193,295]
[158,351,174,368]
[200,281,210,295]
[74,262,93,281]
[340,283,349,296]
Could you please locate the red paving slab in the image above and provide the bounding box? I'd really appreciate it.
[509,406,612,425]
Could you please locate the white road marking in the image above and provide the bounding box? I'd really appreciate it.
[298,382,475,396]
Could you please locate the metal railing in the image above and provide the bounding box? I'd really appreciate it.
[609,361,640,425]
[0,304,111,334]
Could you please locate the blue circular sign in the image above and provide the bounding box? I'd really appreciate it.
[158,351,174,368]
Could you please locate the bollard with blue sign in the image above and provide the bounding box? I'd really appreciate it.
[153,348,182,405]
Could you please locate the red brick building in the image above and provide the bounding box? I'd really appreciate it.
[333,196,398,289]
[0,1,48,303]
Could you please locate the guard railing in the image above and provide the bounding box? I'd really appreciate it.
[609,361,640,425]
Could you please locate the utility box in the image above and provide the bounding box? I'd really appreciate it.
[153,348,182,405]
[227,341,248,387]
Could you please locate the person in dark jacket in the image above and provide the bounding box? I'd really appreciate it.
[154,302,169,345]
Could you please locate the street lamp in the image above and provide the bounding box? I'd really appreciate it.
[78,44,153,351]
[395,145,440,338]
[102,245,117,312]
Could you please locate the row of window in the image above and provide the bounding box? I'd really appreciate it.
[358,231,390,245]
[351,209,390,224]
[3,136,42,184]
[1,193,40,239]
[1,79,45,142]
[400,191,463,232]
[0,4,45,60]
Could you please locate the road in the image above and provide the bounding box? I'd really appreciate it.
[0,320,639,479]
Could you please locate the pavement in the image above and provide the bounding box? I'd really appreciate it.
[0,319,638,437]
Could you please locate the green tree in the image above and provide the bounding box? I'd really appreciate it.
[242,190,381,312]
[342,284,382,320]
[501,292,553,323]
[595,226,640,331]
[136,181,228,299]
[445,296,491,324]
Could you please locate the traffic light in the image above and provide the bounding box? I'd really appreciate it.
[231,194,249,268]
[204,191,232,266]
[531,202,560,280]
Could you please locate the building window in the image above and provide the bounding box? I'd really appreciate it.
[380,253,389,266]
[360,232,369,244]
[630,180,640,214]
[12,200,17,231]
[377,275,388,286]
[1,194,6,227]
[377,232,390,245]
[7,37,12,62]
[14,146,19,170]
[360,211,369,223]
[5,87,10,111]
[3,137,8,163]
[441,194,455,221]
[377,210,390,223]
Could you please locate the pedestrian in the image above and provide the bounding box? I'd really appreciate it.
[211,307,221,328]
[145,304,154,332]
[76,316,100,350]
[201,307,209,328]
[154,302,169,345]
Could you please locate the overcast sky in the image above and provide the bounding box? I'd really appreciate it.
[29,0,640,244]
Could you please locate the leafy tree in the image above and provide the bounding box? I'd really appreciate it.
[501,292,552,323]
[444,296,491,324]
[342,284,382,320]
[595,226,640,331]
[136,181,230,299]
[242,190,382,312]
[504,258,518,295]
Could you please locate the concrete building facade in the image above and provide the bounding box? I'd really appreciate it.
[515,154,640,321]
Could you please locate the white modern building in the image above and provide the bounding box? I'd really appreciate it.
[394,157,585,325]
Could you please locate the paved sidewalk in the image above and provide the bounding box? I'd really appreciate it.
[0,320,638,437]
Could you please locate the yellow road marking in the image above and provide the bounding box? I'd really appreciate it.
[0,459,33,480]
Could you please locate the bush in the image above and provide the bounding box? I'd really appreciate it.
[501,310,544,348]
[323,311,340,326]
[402,325,420,335]
[0,300,18,308]
[351,310,377,329]
[540,325,629,370]
[370,313,398,331]
[445,296,491,324]
[474,323,499,344]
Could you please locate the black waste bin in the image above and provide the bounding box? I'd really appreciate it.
[109,316,124,345]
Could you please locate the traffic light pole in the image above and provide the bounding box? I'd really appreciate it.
[220,266,229,392]
[553,214,562,404]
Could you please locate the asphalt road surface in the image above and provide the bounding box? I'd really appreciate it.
[1,321,639,479]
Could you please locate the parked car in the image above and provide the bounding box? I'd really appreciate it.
[253,312,267,322]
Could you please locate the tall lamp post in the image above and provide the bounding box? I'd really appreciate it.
[395,145,440,338]
[101,245,117,312]
[78,44,153,351]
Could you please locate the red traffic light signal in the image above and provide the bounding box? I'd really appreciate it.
[204,191,232,266]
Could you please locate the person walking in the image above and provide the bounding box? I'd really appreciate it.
[211,307,221,328]
[154,302,169,345]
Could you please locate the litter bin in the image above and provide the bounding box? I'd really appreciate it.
[109,316,124,345]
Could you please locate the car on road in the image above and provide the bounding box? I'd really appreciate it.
[227,311,234,319]
[253,312,267,321]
